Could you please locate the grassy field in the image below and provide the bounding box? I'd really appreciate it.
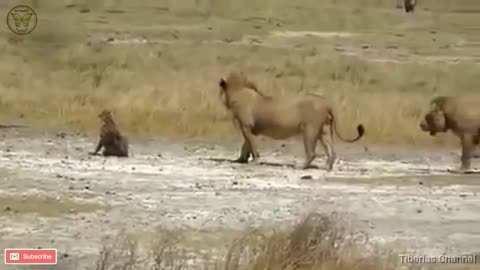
[1,0,480,146]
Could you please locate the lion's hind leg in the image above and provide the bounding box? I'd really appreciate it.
[319,131,336,171]
[301,126,320,169]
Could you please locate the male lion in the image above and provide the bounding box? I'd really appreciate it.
[89,110,129,157]
[218,71,365,171]
[419,96,480,173]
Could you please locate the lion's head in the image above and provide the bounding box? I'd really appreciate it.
[419,96,451,136]
[218,72,270,109]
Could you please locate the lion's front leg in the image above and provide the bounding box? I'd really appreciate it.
[461,134,474,171]
[234,141,251,163]
[240,125,260,163]
[451,133,474,174]
[472,134,480,158]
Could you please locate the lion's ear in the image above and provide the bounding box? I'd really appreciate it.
[219,78,227,89]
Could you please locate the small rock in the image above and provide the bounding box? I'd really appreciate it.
[301,175,313,180]
[84,186,90,190]
[4,206,11,212]
[232,181,239,186]
[132,167,136,171]
[63,253,69,258]
[79,8,90,13]
[157,154,163,158]
[386,45,399,50]
[215,191,221,196]
[416,209,422,214]
[418,181,424,185]
[459,194,467,198]
[68,186,74,190]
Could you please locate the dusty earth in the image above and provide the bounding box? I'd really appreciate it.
[87,29,480,65]
[0,127,480,269]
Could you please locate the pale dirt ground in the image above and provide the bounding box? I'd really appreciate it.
[1,127,480,269]
[87,29,480,65]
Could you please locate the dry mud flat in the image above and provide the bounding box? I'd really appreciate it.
[0,129,480,268]
[88,29,480,65]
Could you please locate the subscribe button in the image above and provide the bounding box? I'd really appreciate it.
[4,249,57,265]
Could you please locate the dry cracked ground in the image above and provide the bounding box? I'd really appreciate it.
[1,128,480,269]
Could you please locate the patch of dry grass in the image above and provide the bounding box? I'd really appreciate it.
[87,213,477,270]
[1,0,480,146]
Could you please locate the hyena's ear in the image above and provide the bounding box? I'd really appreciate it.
[219,78,227,90]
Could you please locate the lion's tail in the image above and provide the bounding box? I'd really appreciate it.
[328,109,365,143]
